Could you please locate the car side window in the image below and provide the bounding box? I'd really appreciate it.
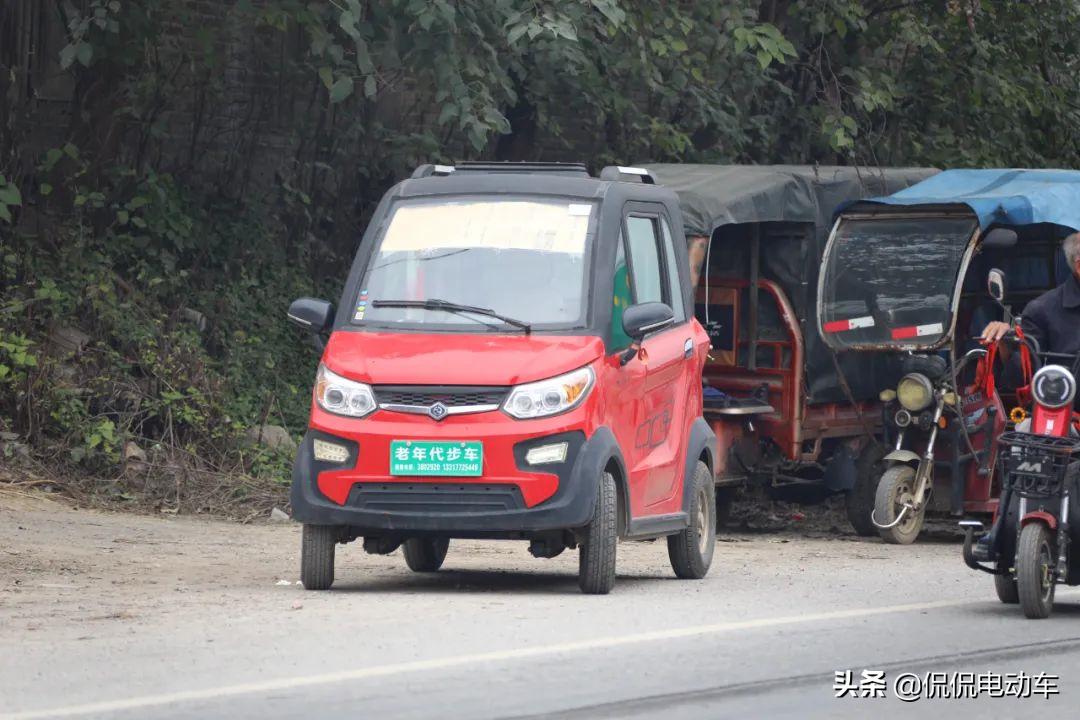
[611,233,634,350]
[625,216,665,304]
[660,218,686,322]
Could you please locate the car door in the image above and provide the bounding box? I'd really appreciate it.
[622,210,695,513]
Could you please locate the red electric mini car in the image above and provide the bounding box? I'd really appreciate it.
[287,162,716,594]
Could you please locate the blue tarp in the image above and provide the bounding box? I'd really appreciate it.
[859,169,1080,232]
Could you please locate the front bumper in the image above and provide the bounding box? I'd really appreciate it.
[290,423,604,536]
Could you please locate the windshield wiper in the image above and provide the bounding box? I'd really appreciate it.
[371,298,532,333]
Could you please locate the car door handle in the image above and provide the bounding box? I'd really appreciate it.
[683,338,693,359]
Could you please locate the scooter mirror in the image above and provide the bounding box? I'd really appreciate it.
[987,268,1006,304]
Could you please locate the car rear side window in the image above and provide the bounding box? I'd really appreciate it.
[660,218,686,322]
[625,216,664,304]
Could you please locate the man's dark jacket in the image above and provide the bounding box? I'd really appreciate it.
[1021,272,1080,360]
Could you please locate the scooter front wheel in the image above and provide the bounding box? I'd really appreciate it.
[1017,523,1056,619]
[873,465,926,545]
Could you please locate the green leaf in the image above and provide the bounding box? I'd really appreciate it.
[670,39,688,53]
[0,205,10,223]
[363,75,377,98]
[756,49,772,69]
[39,183,52,196]
[507,24,528,44]
[330,76,354,103]
[59,44,77,69]
[117,210,130,225]
[0,183,21,207]
[318,66,333,90]
[76,42,93,67]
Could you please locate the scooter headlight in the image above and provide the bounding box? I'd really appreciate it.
[314,364,376,418]
[897,373,934,412]
[503,366,595,419]
[1032,365,1076,410]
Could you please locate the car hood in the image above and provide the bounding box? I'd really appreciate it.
[322,330,604,386]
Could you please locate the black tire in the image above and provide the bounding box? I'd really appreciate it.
[1017,523,1056,619]
[403,538,449,572]
[578,471,617,594]
[874,465,926,545]
[301,524,337,590]
[994,572,1020,605]
[668,462,716,579]
[846,445,885,537]
[715,485,735,532]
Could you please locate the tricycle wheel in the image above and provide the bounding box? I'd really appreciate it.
[668,462,716,579]
[1017,523,1055,619]
[300,524,337,590]
[578,471,617,594]
[874,465,925,545]
[994,573,1019,604]
[403,538,449,572]
[846,445,885,537]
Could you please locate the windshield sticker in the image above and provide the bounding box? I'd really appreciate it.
[823,316,875,333]
[353,291,368,321]
[891,322,944,340]
[567,203,592,216]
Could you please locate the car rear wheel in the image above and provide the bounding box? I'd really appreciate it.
[668,461,716,579]
[403,538,450,572]
[874,465,926,545]
[1017,523,1056,619]
[578,471,617,594]
[301,524,337,590]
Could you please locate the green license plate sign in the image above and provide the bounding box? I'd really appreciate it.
[390,440,483,477]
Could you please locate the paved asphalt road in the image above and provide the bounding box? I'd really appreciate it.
[2,501,1079,719]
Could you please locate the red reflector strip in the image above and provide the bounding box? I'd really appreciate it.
[823,316,875,333]
[891,322,944,340]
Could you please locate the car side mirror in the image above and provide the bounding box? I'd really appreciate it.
[987,269,1006,304]
[982,228,1018,249]
[623,302,675,341]
[288,297,334,334]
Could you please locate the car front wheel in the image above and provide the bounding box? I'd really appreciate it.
[578,471,617,594]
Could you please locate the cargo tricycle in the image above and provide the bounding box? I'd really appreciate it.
[819,169,1080,543]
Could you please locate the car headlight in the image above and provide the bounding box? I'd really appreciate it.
[314,364,376,418]
[503,366,595,419]
[1032,365,1076,410]
[897,373,933,412]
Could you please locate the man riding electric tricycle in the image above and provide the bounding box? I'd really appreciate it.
[818,169,1080,544]
[961,227,1080,618]
[286,162,716,594]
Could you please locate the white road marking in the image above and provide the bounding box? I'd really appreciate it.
[0,596,1042,719]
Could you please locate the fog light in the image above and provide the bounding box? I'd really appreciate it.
[313,439,349,463]
[894,409,912,428]
[525,442,568,465]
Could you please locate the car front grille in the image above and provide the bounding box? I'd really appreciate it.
[373,385,508,408]
[347,483,525,514]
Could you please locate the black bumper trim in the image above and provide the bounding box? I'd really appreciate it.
[290,428,615,536]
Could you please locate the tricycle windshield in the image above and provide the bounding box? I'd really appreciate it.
[819,215,977,349]
[354,196,594,330]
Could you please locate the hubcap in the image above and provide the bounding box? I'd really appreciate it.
[1039,541,1054,600]
[894,479,918,533]
[696,487,710,553]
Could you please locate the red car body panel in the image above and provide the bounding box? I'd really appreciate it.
[311,322,710,518]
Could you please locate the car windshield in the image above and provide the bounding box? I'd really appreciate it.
[819,215,977,348]
[354,197,594,329]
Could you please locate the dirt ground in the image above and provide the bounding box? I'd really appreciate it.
[0,482,961,637]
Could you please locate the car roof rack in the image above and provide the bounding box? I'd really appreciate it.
[410,162,590,179]
[598,166,655,184]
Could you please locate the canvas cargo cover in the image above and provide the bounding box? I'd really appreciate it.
[853,168,1080,233]
[644,164,938,405]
